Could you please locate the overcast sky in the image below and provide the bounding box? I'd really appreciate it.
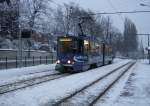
[54,0,150,47]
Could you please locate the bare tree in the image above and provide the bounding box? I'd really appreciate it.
[0,0,19,38]
[20,0,52,30]
[123,17,138,56]
[53,3,98,36]
[52,6,66,34]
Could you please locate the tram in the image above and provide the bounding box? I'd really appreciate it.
[55,35,113,73]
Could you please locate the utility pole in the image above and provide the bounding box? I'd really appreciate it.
[17,0,22,67]
[106,17,110,44]
[66,7,69,35]
[148,35,150,64]
[148,34,150,46]
[138,34,150,64]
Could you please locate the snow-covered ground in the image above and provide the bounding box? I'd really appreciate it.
[0,58,121,85]
[0,64,55,85]
[1,59,149,106]
[94,59,150,106]
[59,62,133,106]
[113,60,150,106]
[0,59,130,106]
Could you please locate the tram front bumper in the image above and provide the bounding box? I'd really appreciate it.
[55,64,64,71]
[55,63,83,72]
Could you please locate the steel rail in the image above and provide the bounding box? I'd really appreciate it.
[0,72,69,95]
[89,62,135,106]
[52,61,132,106]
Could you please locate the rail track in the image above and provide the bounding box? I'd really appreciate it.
[24,69,58,76]
[0,62,121,95]
[0,71,69,95]
[89,62,135,106]
[51,61,135,106]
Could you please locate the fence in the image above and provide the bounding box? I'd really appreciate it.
[0,56,56,70]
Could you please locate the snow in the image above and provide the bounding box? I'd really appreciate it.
[0,64,55,82]
[91,59,150,106]
[113,58,124,63]
[3,58,150,106]
[113,60,150,106]
[60,63,132,106]
[0,60,130,106]
[94,60,138,106]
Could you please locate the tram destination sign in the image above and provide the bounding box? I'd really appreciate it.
[59,38,72,42]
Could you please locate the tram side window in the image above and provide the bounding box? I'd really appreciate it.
[99,45,102,55]
[105,46,112,56]
[101,44,107,56]
[95,43,101,55]
[105,45,109,56]
[90,41,94,54]
[72,40,79,53]
[91,41,99,55]
[84,40,90,55]
[108,47,112,56]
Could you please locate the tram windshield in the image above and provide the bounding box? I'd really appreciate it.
[58,38,78,54]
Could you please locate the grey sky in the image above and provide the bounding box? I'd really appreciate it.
[54,0,150,46]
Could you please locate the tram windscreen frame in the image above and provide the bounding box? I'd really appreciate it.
[58,37,78,54]
[58,37,86,54]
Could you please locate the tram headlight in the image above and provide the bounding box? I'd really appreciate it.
[56,60,60,64]
[67,60,71,64]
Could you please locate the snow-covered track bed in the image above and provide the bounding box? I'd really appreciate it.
[0,70,60,85]
[0,72,69,95]
[52,61,135,106]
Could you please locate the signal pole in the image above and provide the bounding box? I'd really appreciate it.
[17,0,22,67]
[148,35,150,64]
[138,34,150,64]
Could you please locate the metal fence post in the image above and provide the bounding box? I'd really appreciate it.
[46,56,47,64]
[25,56,27,67]
[52,54,53,63]
[6,57,7,69]
[102,43,105,66]
[16,56,18,68]
[33,56,34,66]
[40,56,41,64]
[148,35,150,64]
[0,58,2,69]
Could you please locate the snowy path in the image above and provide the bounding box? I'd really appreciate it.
[89,60,150,106]
[113,60,150,106]
[0,60,130,106]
